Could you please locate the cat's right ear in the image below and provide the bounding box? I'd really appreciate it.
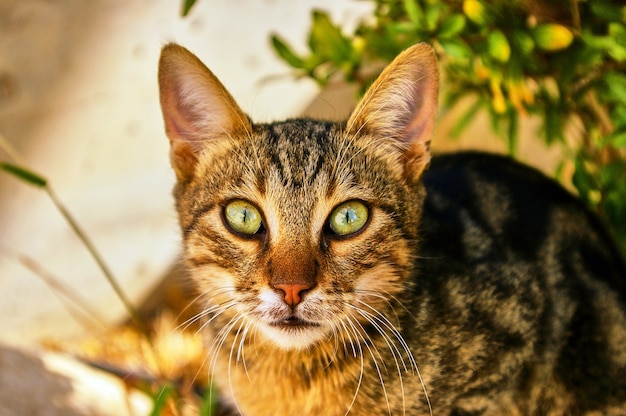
[158,43,252,182]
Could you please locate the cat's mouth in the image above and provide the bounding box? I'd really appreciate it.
[272,316,319,328]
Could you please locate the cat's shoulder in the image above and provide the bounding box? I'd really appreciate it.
[425,151,570,202]
[423,151,592,220]
[421,151,626,288]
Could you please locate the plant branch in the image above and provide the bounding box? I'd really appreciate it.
[0,131,148,338]
[0,245,109,331]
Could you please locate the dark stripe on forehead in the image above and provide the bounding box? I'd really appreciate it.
[263,119,337,189]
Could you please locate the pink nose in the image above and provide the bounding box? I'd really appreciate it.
[274,283,311,307]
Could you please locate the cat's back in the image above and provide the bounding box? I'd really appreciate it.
[421,151,626,285]
[416,151,626,413]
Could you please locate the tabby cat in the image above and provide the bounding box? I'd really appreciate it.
[158,42,626,415]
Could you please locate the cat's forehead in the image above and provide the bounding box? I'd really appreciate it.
[194,117,404,212]
[258,119,341,156]
[254,119,342,188]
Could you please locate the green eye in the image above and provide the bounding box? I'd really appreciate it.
[224,200,263,235]
[329,201,369,236]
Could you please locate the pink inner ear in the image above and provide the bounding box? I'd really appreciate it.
[165,102,196,145]
[159,72,201,149]
[402,92,436,149]
[165,102,209,155]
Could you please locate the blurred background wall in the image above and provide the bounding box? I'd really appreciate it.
[0,0,373,344]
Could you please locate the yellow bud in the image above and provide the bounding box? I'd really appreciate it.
[490,79,507,114]
[474,58,490,81]
[505,78,532,115]
[492,93,507,114]
[533,24,574,51]
[523,82,534,105]
[463,0,488,25]
[351,36,366,54]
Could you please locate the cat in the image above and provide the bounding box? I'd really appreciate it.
[157,42,626,415]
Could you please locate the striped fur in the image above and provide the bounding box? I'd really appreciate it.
[158,43,626,415]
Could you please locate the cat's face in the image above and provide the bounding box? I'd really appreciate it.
[158,43,438,350]
[172,119,423,350]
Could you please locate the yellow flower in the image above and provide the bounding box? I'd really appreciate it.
[505,78,534,115]
[463,0,488,25]
[351,36,366,55]
[490,79,507,114]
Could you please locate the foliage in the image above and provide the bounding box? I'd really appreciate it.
[270,0,626,257]
[181,0,197,17]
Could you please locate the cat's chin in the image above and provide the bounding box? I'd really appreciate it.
[257,320,329,350]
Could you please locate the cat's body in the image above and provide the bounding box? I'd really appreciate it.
[158,43,626,415]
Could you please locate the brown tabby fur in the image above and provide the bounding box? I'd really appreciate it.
[158,42,626,415]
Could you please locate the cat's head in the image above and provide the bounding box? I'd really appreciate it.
[158,42,438,350]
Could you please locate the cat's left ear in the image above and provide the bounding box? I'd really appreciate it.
[158,43,252,182]
[346,43,438,181]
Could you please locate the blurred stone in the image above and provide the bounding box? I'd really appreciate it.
[0,343,151,416]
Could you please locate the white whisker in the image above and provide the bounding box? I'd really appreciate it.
[344,312,392,416]
[350,296,433,416]
[336,318,365,416]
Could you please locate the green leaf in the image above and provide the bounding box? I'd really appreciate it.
[540,89,566,145]
[438,14,466,39]
[150,384,175,416]
[609,45,626,62]
[449,96,482,138]
[271,35,306,69]
[506,109,519,155]
[1,162,47,187]
[572,157,594,203]
[609,22,626,38]
[388,21,420,34]
[608,23,626,61]
[309,10,353,64]
[403,0,423,26]
[582,30,626,61]
[511,30,535,56]
[439,38,473,60]
[591,2,624,22]
[488,30,511,62]
[181,0,197,17]
[605,131,626,149]
[199,384,220,416]
[424,3,441,31]
[603,72,626,104]
[613,105,626,130]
